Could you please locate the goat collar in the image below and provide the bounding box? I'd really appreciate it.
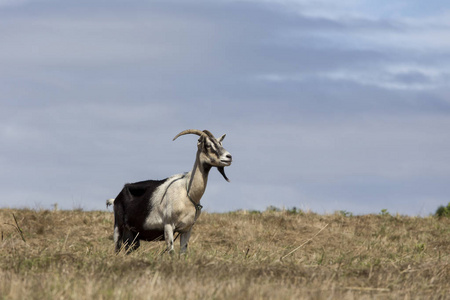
[185,175,203,214]
[188,193,203,212]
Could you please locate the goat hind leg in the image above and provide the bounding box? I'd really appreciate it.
[121,228,140,253]
[114,225,122,253]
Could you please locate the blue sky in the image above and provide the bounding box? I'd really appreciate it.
[1,0,450,215]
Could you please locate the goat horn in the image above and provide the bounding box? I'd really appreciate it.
[173,129,209,141]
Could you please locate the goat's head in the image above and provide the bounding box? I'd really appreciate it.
[173,129,232,182]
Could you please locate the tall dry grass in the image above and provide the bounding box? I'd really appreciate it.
[1,208,449,299]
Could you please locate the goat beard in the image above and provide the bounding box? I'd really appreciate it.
[217,167,230,182]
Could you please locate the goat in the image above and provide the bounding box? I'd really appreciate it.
[107,129,232,254]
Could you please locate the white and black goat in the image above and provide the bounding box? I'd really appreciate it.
[106,129,232,254]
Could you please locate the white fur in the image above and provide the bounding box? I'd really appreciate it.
[113,225,119,245]
[106,198,115,207]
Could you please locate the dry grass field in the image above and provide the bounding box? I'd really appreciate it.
[1,207,449,299]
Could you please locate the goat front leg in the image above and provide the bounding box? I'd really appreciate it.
[164,224,175,254]
[180,230,192,255]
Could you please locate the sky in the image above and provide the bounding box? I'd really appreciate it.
[1,0,450,216]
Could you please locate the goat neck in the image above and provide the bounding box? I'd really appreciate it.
[186,150,211,204]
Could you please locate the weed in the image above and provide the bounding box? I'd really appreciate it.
[3,213,26,242]
[435,202,450,218]
[415,243,426,254]
[339,210,353,217]
[380,209,390,217]
[265,205,281,212]
[286,206,303,215]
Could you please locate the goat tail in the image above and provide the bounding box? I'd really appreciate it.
[106,198,115,208]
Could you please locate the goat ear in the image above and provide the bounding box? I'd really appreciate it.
[218,134,226,143]
[217,166,230,182]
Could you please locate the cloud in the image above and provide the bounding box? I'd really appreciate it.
[0,0,449,216]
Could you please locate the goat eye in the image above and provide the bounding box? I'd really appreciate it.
[205,143,212,148]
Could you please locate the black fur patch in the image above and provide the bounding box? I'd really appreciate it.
[114,179,167,241]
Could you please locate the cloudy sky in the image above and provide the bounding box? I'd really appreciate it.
[1,0,449,215]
